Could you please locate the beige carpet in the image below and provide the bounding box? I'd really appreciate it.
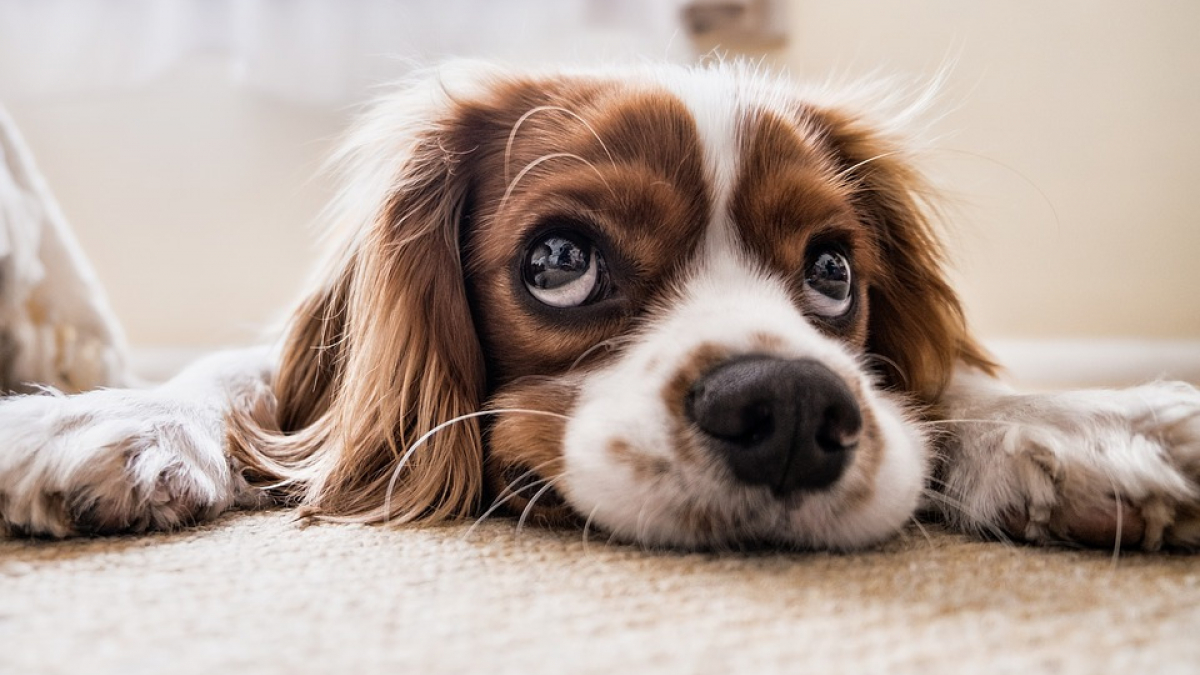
[2,511,1198,675]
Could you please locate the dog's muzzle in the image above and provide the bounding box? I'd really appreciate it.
[685,357,862,495]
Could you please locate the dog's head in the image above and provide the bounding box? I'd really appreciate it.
[232,62,992,550]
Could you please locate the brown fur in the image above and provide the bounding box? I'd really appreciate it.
[465,88,710,382]
[484,376,582,527]
[732,110,877,347]
[227,91,490,524]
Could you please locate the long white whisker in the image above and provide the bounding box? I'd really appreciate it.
[504,105,616,186]
[383,408,569,524]
[922,488,1013,545]
[569,335,635,372]
[929,147,1063,234]
[582,504,602,556]
[1112,486,1124,568]
[860,352,909,389]
[909,514,934,548]
[924,418,1033,428]
[464,481,541,540]
[516,478,565,535]
[462,458,563,540]
[498,152,613,215]
[834,151,901,183]
[1094,460,1126,568]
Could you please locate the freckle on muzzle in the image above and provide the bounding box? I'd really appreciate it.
[685,356,862,496]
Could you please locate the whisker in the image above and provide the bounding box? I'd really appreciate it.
[462,458,562,540]
[582,504,602,556]
[1095,461,1126,568]
[633,498,670,554]
[516,477,566,535]
[1112,488,1124,568]
[464,480,542,540]
[909,514,935,548]
[569,335,635,372]
[861,353,909,390]
[504,105,616,186]
[923,475,952,490]
[928,147,1063,234]
[922,418,1030,428]
[383,408,569,524]
[919,425,959,442]
[499,152,614,216]
[834,150,902,184]
[921,488,1013,545]
[603,511,625,549]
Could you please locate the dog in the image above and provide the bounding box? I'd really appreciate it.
[1,62,1198,551]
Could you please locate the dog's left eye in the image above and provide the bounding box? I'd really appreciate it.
[523,233,606,308]
[804,249,853,317]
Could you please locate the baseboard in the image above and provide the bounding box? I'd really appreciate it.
[128,347,214,383]
[987,339,1200,388]
[128,339,1200,389]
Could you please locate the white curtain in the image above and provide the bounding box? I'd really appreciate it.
[0,0,696,104]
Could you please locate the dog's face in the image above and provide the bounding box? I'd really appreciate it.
[464,72,933,550]
[238,63,990,551]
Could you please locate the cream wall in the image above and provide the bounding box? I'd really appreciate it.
[6,1,1199,348]
[773,1,1200,339]
[7,58,343,348]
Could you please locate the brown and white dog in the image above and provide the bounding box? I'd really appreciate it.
[2,62,1199,551]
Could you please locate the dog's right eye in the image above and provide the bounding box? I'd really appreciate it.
[523,233,608,308]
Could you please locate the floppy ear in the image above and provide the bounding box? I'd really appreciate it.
[811,106,996,404]
[228,74,488,523]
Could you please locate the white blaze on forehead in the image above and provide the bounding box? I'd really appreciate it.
[652,68,744,254]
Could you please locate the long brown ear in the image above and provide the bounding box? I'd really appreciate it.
[811,105,996,404]
[228,73,488,524]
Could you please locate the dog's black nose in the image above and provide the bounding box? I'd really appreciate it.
[685,357,861,496]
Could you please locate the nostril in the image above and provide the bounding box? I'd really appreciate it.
[685,361,781,445]
[711,400,774,446]
[815,403,863,454]
[817,427,860,453]
[743,401,774,445]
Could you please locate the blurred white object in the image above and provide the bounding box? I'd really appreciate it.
[0,0,696,105]
[0,104,128,392]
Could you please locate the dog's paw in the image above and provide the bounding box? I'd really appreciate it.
[0,388,247,537]
[941,381,1200,551]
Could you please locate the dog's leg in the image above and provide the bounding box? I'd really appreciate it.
[932,367,1200,550]
[0,347,275,537]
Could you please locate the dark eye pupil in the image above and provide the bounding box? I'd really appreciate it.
[806,251,851,300]
[528,236,590,289]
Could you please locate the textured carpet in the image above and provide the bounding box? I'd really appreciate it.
[2,511,1198,674]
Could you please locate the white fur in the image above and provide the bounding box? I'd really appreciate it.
[0,347,273,537]
[653,66,742,212]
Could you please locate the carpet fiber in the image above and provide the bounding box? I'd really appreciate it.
[2,511,1198,674]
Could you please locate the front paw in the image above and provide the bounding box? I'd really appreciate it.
[944,381,1200,551]
[0,390,240,537]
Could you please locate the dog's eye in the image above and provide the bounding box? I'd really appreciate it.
[523,233,605,308]
[804,249,852,317]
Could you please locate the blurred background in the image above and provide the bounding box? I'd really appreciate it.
[1,0,1197,383]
